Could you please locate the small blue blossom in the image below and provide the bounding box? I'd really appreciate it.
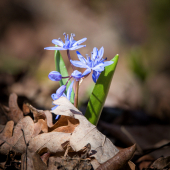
[70,47,114,83]
[71,70,82,81]
[51,81,74,119]
[48,71,62,81]
[44,33,87,51]
[51,85,66,105]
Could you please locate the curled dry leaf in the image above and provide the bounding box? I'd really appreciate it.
[8,93,23,124]
[52,97,119,164]
[0,116,34,155]
[151,156,170,169]
[96,144,136,170]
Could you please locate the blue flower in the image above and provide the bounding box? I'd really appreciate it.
[51,85,66,105]
[51,81,74,119]
[44,33,87,51]
[71,70,82,81]
[70,47,114,83]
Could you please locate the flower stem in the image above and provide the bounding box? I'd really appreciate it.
[74,81,79,108]
[67,50,76,70]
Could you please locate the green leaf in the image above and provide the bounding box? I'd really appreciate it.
[85,54,119,125]
[54,50,74,103]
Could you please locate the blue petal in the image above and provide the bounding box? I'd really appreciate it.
[93,63,105,72]
[98,47,104,60]
[92,47,98,60]
[103,61,114,67]
[73,38,87,46]
[48,71,62,81]
[67,81,74,100]
[56,85,66,97]
[44,47,65,50]
[51,93,58,100]
[92,71,97,83]
[69,45,86,50]
[92,70,100,83]
[70,60,88,68]
[82,68,91,77]
[96,71,100,80]
[76,51,87,64]
[52,39,64,47]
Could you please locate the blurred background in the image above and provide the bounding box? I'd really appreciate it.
[1,0,170,119]
[0,0,170,161]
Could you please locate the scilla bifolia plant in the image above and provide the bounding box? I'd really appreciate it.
[44,33,119,125]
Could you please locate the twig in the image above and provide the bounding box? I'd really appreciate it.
[21,129,29,170]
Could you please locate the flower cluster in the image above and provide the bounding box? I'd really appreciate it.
[44,33,87,51]
[70,47,113,83]
[45,33,114,116]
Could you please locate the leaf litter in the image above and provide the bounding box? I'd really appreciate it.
[0,93,138,170]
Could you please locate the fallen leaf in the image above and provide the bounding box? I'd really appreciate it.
[28,132,71,158]
[52,97,119,164]
[136,155,154,170]
[0,116,34,155]
[22,103,31,115]
[96,144,136,170]
[0,121,14,142]
[0,95,122,170]
[32,152,47,170]
[40,151,50,165]
[50,115,79,133]
[21,153,34,170]
[32,119,48,138]
[8,93,24,124]
[151,156,170,169]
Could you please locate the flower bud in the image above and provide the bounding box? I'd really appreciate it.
[71,70,82,81]
[56,85,66,97]
[48,71,62,81]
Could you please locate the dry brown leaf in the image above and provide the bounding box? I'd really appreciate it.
[24,104,54,128]
[43,110,54,128]
[32,119,48,138]
[52,120,78,133]
[48,156,62,170]
[50,115,79,133]
[32,152,47,170]
[0,95,123,170]
[22,103,31,115]
[7,93,24,124]
[151,156,170,169]
[21,153,34,170]
[136,155,154,170]
[0,121,14,145]
[0,116,34,155]
[41,151,51,165]
[52,97,119,164]
[96,144,136,170]
[27,132,71,158]
[127,161,136,170]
